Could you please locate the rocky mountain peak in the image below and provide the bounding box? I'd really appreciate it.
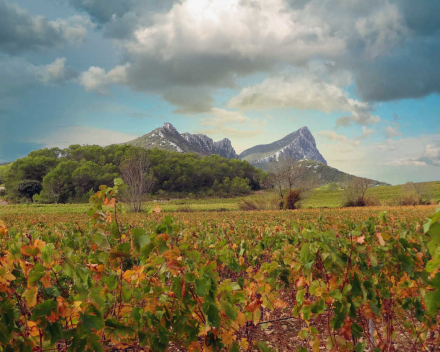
[162,122,179,135]
[239,126,326,167]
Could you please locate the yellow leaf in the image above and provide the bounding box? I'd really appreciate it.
[27,321,39,337]
[239,338,249,350]
[235,311,246,328]
[57,297,71,318]
[245,298,263,312]
[239,257,244,265]
[34,240,46,251]
[273,299,288,309]
[222,331,235,346]
[23,287,38,308]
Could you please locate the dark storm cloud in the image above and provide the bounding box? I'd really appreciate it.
[0,0,92,55]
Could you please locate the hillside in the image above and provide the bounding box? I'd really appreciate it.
[285,159,387,188]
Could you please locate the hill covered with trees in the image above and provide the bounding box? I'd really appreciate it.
[1,145,266,203]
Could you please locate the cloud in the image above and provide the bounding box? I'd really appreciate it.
[195,108,265,138]
[78,0,348,112]
[35,126,137,149]
[385,125,402,139]
[318,131,347,143]
[80,64,130,94]
[0,0,95,54]
[0,56,77,101]
[0,54,78,99]
[318,133,440,183]
[390,143,440,167]
[36,58,78,85]
[71,0,440,113]
[358,126,375,139]
[229,73,380,126]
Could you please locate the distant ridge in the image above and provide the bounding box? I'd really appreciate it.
[124,123,238,159]
[239,126,327,166]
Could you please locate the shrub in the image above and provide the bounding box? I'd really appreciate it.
[17,180,42,200]
[365,196,382,207]
[284,189,302,210]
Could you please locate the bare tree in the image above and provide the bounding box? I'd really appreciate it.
[269,157,317,209]
[121,152,155,212]
[342,177,370,207]
[400,182,434,205]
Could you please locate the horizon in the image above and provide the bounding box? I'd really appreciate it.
[1,0,440,185]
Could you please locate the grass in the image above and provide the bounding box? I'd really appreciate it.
[1,181,439,215]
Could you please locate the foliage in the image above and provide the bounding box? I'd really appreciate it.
[284,189,302,210]
[3,145,265,203]
[17,180,43,200]
[1,181,440,351]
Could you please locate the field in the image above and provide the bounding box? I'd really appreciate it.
[1,179,440,352]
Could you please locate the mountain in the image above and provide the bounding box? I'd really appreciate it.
[238,127,387,186]
[125,123,238,159]
[239,126,327,167]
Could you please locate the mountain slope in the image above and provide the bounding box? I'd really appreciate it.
[239,126,327,166]
[125,123,238,158]
[288,159,387,188]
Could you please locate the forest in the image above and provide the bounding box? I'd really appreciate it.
[0,145,266,204]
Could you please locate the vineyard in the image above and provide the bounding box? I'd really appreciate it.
[1,180,440,351]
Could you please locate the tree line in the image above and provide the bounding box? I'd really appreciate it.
[0,145,267,204]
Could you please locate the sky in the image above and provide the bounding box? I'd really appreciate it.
[0,0,440,185]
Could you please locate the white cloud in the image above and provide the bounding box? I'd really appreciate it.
[359,126,375,139]
[80,64,130,94]
[36,58,78,84]
[318,131,347,143]
[229,74,380,126]
[195,108,265,148]
[385,124,402,139]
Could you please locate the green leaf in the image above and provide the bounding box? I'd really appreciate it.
[87,333,104,352]
[424,289,440,316]
[195,276,211,297]
[205,304,220,329]
[221,301,237,321]
[140,243,155,261]
[114,178,124,186]
[427,222,440,256]
[350,273,363,298]
[132,228,150,251]
[93,232,110,251]
[29,263,46,284]
[397,254,414,275]
[31,299,57,320]
[354,342,366,352]
[81,305,104,332]
[110,243,131,258]
[44,322,63,346]
[300,243,314,265]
